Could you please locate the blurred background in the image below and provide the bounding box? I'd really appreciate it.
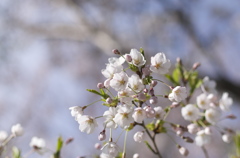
[0,0,240,157]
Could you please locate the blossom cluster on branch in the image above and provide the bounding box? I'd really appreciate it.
[69,48,237,158]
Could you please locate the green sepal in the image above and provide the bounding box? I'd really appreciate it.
[188,71,202,95]
[129,64,139,72]
[140,48,145,57]
[102,98,119,107]
[12,146,21,158]
[154,120,167,134]
[146,122,155,131]
[125,123,134,131]
[142,76,153,85]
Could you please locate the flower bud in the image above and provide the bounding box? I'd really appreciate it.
[98,131,106,141]
[151,80,158,87]
[170,102,180,108]
[0,131,8,142]
[178,146,189,156]
[176,57,182,65]
[149,96,158,105]
[192,62,201,70]
[187,123,199,134]
[143,88,148,93]
[133,153,140,158]
[142,66,151,76]
[137,93,146,101]
[226,114,236,119]
[125,54,132,62]
[182,136,194,143]
[95,143,102,150]
[97,83,104,89]
[133,131,145,143]
[65,137,74,145]
[176,129,184,136]
[144,106,155,118]
[204,127,212,135]
[106,98,112,104]
[149,88,154,96]
[11,124,24,137]
[222,133,232,143]
[112,49,120,55]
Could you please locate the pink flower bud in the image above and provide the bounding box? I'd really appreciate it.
[97,83,104,89]
[144,106,155,118]
[142,65,151,76]
[106,98,112,104]
[192,62,201,70]
[138,93,146,101]
[95,143,102,150]
[149,96,158,105]
[125,54,132,62]
[151,80,158,87]
[112,49,120,55]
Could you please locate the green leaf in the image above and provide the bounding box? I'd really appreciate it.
[172,67,181,85]
[154,120,167,133]
[12,146,21,158]
[144,141,156,154]
[86,89,109,99]
[53,137,64,158]
[102,98,118,107]
[116,152,123,158]
[235,132,240,156]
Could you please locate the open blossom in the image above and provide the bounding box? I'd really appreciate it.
[132,107,146,123]
[77,115,98,134]
[133,131,145,143]
[118,87,134,104]
[128,49,146,67]
[110,71,129,91]
[219,92,233,111]
[169,86,187,102]
[196,93,210,109]
[205,108,221,124]
[11,124,24,137]
[150,52,171,74]
[0,131,8,142]
[108,56,125,66]
[201,76,216,94]
[30,137,46,149]
[113,105,134,128]
[69,106,84,120]
[103,107,118,129]
[101,142,119,158]
[181,104,201,121]
[128,74,144,93]
[154,106,165,119]
[195,130,211,146]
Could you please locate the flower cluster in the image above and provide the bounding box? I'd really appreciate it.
[69,48,236,158]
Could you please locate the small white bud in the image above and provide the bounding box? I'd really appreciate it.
[178,146,189,156]
[222,133,232,143]
[0,131,8,142]
[187,123,199,134]
[149,96,158,105]
[204,127,212,135]
[133,153,140,158]
[133,131,145,143]
[11,124,24,137]
[151,80,158,87]
[95,143,102,150]
[98,131,106,141]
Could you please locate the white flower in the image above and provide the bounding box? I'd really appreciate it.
[196,93,210,109]
[133,131,145,143]
[144,106,155,118]
[108,56,125,66]
[30,137,46,149]
[219,92,233,111]
[77,115,98,134]
[132,107,146,123]
[128,74,144,93]
[154,106,165,119]
[101,142,119,158]
[195,130,211,146]
[181,104,200,121]
[101,64,122,79]
[0,131,8,142]
[118,88,134,104]
[103,107,118,129]
[205,108,221,124]
[201,76,216,94]
[150,52,171,74]
[11,124,24,137]
[128,49,146,67]
[169,86,187,102]
[69,106,84,120]
[113,105,134,128]
[110,71,129,91]
[187,123,199,134]
[133,153,140,158]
